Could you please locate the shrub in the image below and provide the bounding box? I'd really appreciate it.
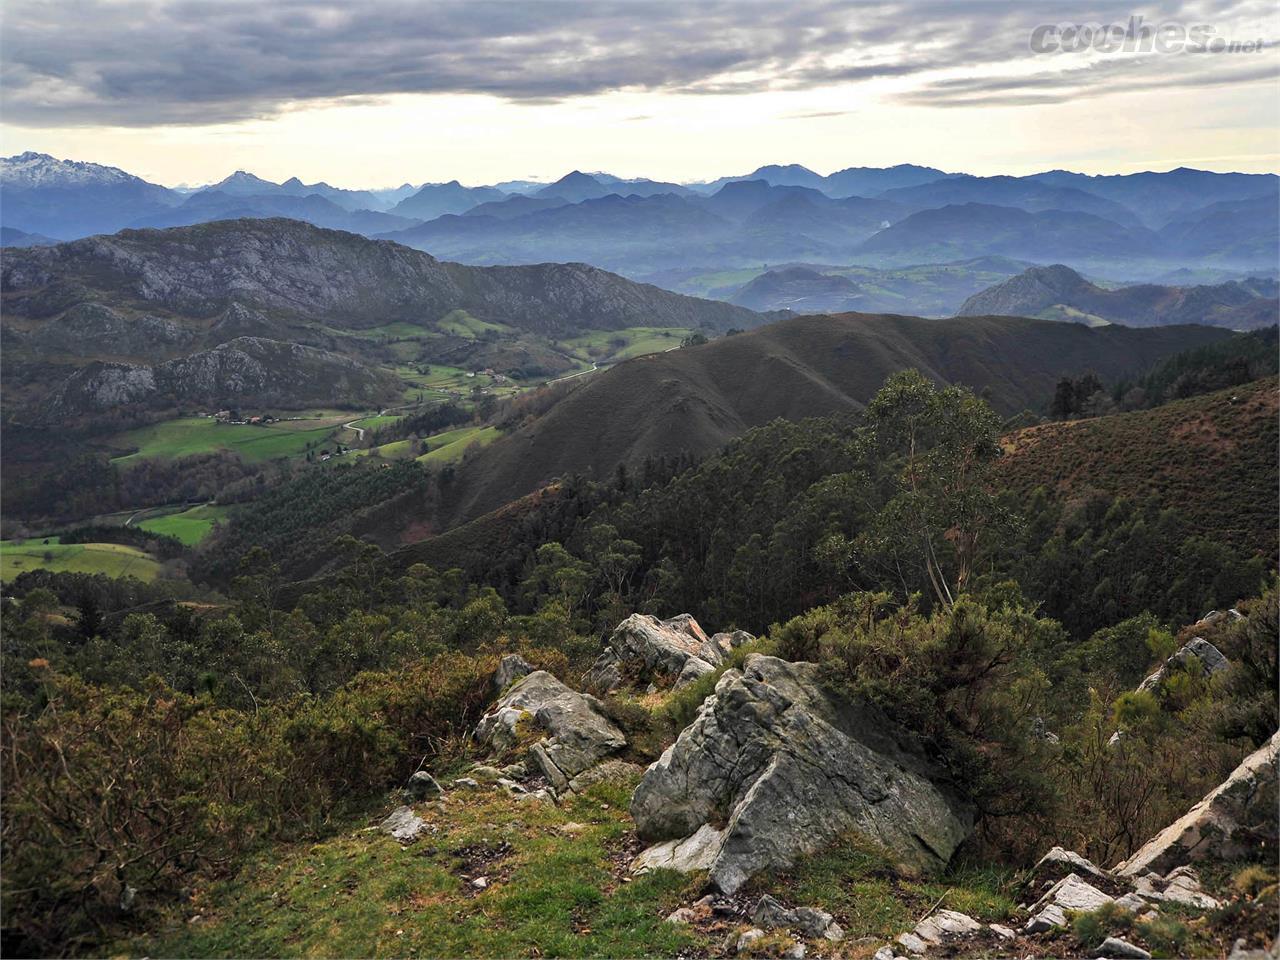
[0,649,498,954]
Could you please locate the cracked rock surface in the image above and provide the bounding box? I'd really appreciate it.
[586,613,754,692]
[630,654,973,893]
[474,670,626,791]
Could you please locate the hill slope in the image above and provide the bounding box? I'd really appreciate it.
[998,377,1278,556]
[438,312,1232,524]
[958,265,1279,329]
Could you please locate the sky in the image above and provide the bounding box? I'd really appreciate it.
[1,0,1277,188]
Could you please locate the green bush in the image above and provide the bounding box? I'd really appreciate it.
[0,649,499,953]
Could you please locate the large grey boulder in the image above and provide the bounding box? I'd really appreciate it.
[630,654,973,893]
[474,670,627,791]
[1117,731,1279,877]
[587,613,754,692]
[1137,637,1229,694]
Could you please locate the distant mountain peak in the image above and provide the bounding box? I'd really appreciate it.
[551,170,602,185]
[212,170,279,191]
[0,151,142,188]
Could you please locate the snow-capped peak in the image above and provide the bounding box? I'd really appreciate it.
[0,152,142,187]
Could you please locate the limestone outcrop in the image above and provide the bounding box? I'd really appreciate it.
[586,613,754,692]
[630,654,973,893]
[474,669,627,792]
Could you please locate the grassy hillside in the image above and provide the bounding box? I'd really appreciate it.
[136,503,233,546]
[999,377,1279,556]
[440,313,1230,525]
[0,537,161,581]
[122,773,1011,959]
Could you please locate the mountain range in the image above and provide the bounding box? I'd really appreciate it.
[4,154,1276,290]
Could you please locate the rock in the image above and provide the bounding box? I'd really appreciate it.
[493,653,534,692]
[516,788,554,804]
[913,909,981,944]
[737,928,766,953]
[1132,866,1220,909]
[500,761,529,778]
[470,876,489,890]
[873,947,896,960]
[588,613,754,691]
[677,657,716,687]
[666,907,698,924]
[1114,892,1147,912]
[453,777,481,789]
[582,648,623,693]
[1029,846,1110,884]
[633,824,725,874]
[1024,903,1067,933]
[989,923,1015,939]
[1093,936,1151,959]
[1163,865,1217,907]
[1137,637,1229,693]
[895,931,928,954]
[752,895,843,941]
[630,655,973,893]
[1118,731,1279,877]
[782,943,806,959]
[565,758,645,794]
[380,805,427,842]
[1031,716,1060,745]
[474,670,627,791]
[402,770,443,802]
[1030,873,1114,915]
[119,884,137,913]
[1228,938,1272,960]
[496,777,527,795]
[468,764,504,783]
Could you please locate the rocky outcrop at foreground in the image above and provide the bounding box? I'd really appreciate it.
[474,669,626,792]
[1117,729,1279,877]
[586,613,754,691]
[631,654,973,893]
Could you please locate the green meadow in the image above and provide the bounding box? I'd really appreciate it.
[136,503,234,546]
[0,538,162,582]
[110,417,347,464]
[418,426,501,465]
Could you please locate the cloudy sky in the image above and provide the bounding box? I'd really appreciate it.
[2,0,1277,187]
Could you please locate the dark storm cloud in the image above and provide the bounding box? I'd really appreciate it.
[1,0,1274,126]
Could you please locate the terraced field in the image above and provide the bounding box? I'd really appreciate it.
[0,538,162,581]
